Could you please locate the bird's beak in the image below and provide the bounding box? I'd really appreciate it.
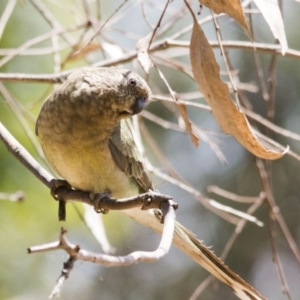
[130,96,148,115]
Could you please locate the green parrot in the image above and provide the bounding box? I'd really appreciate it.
[36,67,264,300]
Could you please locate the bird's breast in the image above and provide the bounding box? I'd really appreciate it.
[39,127,139,199]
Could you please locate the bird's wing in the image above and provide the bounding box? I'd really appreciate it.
[108,119,153,192]
[109,120,265,300]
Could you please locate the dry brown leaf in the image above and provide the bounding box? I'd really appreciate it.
[200,0,251,37]
[253,0,287,54]
[136,33,153,73]
[69,44,101,60]
[177,103,199,148]
[189,11,285,160]
[154,64,199,148]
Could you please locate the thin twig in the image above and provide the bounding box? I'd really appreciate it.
[248,2,269,101]
[147,0,171,49]
[267,212,292,300]
[0,122,53,188]
[256,158,293,300]
[208,185,265,203]
[1,40,300,83]
[151,167,260,226]
[139,120,186,181]
[0,191,24,202]
[0,0,17,40]
[28,199,176,298]
[244,108,300,142]
[189,195,266,300]
[29,0,74,45]
[211,12,240,109]
[140,0,154,30]
[0,22,87,69]
[75,0,129,55]
[0,83,44,158]
[83,204,116,254]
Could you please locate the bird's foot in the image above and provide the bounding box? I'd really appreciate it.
[141,190,177,211]
[50,179,72,200]
[50,179,72,222]
[90,192,112,214]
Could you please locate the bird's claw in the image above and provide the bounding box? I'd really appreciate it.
[141,190,177,211]
[50,179,71,200]
[90,192,112,214]
[50,179,72,222]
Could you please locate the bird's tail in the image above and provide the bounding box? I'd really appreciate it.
[123,207,266,300]
[173,221,265,300]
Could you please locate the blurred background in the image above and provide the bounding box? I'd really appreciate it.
[1,0,300,299]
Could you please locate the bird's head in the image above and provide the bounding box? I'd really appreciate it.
[116,69,151,116]
[64,67,152,121]
[103,68,151,118]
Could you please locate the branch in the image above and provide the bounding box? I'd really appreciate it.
[1,40,300,83]
[0,122,174,215]
[0,121,178,297]
[0,122,53,188]
[0,190,24,202]
[29,199,176,298]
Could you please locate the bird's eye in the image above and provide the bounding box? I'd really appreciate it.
[129,79,137,86]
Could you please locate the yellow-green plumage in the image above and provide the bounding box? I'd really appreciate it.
[36,67,265,300]
[36,67,150,198]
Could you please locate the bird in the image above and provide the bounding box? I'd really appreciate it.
[36,66,265,300]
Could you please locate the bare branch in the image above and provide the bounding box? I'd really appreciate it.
[28,199,176,298]
[1,40,300,83]
[147,0,171,48]
[0,122,53,188]
[0,122,174,216]
[0,191,24,202]
[0,0,17,40]
[190,195,266,299]
[256,158,293,299]
[208,185,265,203]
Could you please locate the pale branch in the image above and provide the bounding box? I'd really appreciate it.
[75,0,129,56]
[0,122,53,188]
[147,0,171,49]
[152,94,300,143]
[0,41,300,83]
[29,0,62,74]
[207,199,264,227]
[0,83,44,158]
[211,13,239,108]
[0,0,17,40]
[83,204,116,255]
[48,255,75,299]
[0,190,24,202]
[29,199,176,298]
[190,196,266,300]
[249,10,270,102]
[0,45,71,56]
[256,158,300,265]
[165,40,300,60]
[0,117,178,297]
[0,72,69,84]
[256,158,293,300]
[207,185,265,204]
[0,22,87,69]
[29,201,176,265]
[29,0,75,46]
[150,166,264,226]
